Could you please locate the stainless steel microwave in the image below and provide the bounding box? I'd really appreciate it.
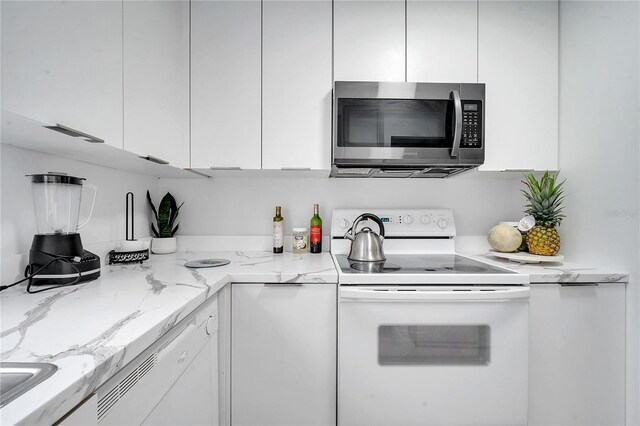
[331,81,485,178]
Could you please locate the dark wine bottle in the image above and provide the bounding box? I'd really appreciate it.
[273,206,283,253]
[310,204,322,253]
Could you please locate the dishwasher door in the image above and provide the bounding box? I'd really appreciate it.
[96,295,218,425]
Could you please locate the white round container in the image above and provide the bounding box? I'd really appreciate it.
[292,227,308,253]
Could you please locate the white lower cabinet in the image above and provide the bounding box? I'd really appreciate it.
[529,283,626,426]
[231,283,337,426]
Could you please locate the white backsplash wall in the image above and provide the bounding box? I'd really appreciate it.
[1,144,158,281]
[158,175,525,238]
[559,1,640,423]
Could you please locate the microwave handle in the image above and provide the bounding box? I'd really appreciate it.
[450,90,462,158]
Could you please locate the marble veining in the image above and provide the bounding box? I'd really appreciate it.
[0,250,337,426]
[471,252,629,284]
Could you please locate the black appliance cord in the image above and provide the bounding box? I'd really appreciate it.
[0,252,82,293]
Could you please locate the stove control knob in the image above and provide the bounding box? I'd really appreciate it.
[437,218,448,229]
[403,215,414,225]
[339,218,351,229]
[421,214,431,225]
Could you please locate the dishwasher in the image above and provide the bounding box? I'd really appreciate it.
[93,295,219,425]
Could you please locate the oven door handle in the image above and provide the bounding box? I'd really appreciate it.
[340,287,530,301]
[450,89,462,158]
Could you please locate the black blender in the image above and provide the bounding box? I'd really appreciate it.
[25,173,101,289]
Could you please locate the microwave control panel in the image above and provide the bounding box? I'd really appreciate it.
[461,101,482,148]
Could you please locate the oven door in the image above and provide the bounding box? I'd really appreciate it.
[338,286,529,426]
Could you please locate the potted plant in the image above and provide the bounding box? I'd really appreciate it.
[146,190,184,254]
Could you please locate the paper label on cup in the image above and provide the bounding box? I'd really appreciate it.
[518,215,536,232]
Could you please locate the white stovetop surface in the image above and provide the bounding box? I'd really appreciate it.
[0,249,336,426]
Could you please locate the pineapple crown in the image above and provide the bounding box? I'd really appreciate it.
[521,171,566,227]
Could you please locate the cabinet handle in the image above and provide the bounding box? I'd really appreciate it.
[503,169,535,172]
[281,167,311,171]
[210,166,241,170]
[140,155,170,165]
[559,283,599,287]
[183,168,211,178]
[264,282,303,287]
[44,123,104,143]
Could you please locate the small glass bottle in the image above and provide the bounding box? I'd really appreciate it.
[310,204,322,253]
[273,206,284,253]
[292,227,308,254]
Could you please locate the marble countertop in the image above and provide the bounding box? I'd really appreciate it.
[0,251,337,426]
[461,251,629,284]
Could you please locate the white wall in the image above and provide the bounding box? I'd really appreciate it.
[0,144,158,281]
[158,174,525,238]
[559,1,640,423]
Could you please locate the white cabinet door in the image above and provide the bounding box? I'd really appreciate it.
[407,0,478,83]
[231,283,336,426]
[529,283,626,426]
[478,0,558,171]
[191,0,261,170]
[123,0,190,168]
[334,0,405,82]
[262,0,332,170]
[1,1,123,148]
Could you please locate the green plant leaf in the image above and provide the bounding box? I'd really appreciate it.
[158,193,174,237]
[146,190,158,221]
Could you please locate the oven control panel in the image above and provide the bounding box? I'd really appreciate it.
[331,209,456,238]
[460,101,482,148]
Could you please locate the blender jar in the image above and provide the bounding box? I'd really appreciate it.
[28,173,97,235]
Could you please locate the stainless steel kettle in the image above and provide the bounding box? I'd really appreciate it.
[345,213,386,262]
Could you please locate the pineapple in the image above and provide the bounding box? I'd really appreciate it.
[521,171,565,256]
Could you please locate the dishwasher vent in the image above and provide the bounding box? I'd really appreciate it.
[97,352,158,421]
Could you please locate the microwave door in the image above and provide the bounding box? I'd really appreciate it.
[336,98,458,164]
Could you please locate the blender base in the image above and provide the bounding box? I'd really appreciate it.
[27,234,101,286]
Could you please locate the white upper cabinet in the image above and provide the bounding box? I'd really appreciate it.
[262,0,332,170]
[124,1,190,168]
[1,1,123,148]
[334,0,405,82]
[478,0,559,171]
[407,0,478,83]
[191,0,262,170]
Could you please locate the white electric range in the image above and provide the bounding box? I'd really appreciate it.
[331,209,529,426]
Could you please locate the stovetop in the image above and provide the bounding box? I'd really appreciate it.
[335,254,511,275]
[330,209,527,285]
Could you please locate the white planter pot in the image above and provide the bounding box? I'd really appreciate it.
[151,237,177,254]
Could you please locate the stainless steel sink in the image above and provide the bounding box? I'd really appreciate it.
[0,362,58,408]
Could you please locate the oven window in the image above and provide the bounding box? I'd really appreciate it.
[337,99,452,148]
[378,325,490,365]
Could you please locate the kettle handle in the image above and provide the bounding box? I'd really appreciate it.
[347,213,385,240]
